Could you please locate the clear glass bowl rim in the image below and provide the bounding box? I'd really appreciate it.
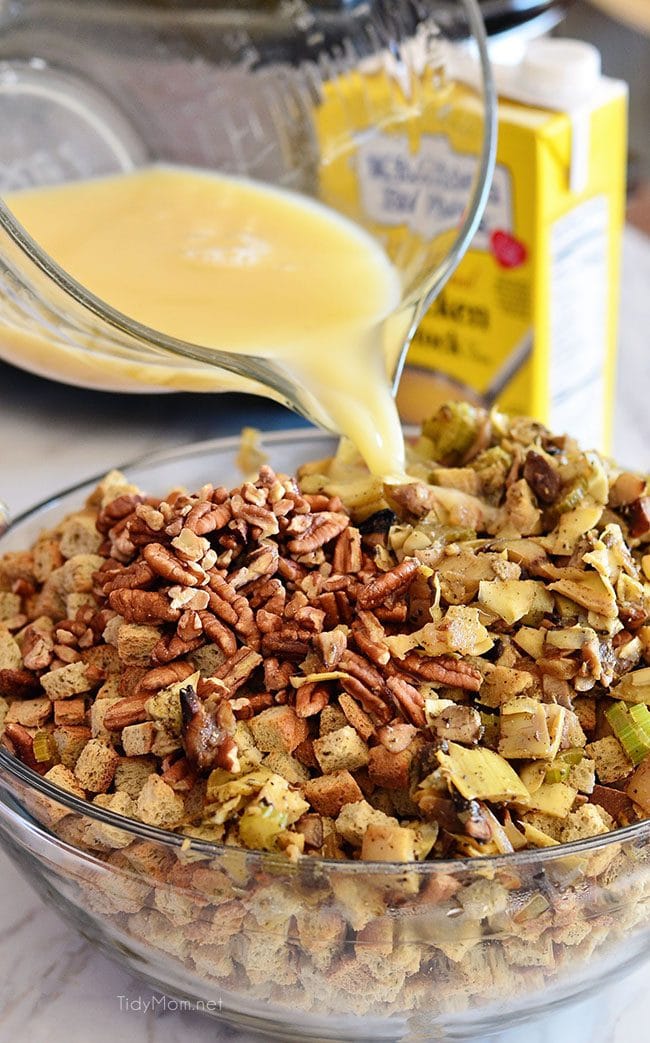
[1,428,648,876]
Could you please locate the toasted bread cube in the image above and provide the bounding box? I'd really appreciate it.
[338,693,374,741]
[45,763,87,800]
[263,751,310,785]
[114,755,158,799]
[51,554,104,595]
[90,697,121,741]
[5,697,52,729]
[313,726,369,775]
[0,624,21,671]
[626,753,650,814]
[41,661,94,700]
[121,721,156,757]
[116,623,161,666]
[32,539,64,583]
[303,770,363,817]
[586,736,633,784]
[136,774,185,829]
[319,704,348,736]
[335,799,397,847]
[65,593,98,618]
[249,706,308,754]
[560,803,613,843]
[82,644,121,676]
[367,745,414,790]
[53,698,86,727]
[96,676,121,700]
[58,512,102,559]
[74,739,119,793]
[0,592,21,621]
[90,791,137,848]
[53,725,91,768]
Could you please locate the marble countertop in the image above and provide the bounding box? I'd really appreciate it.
[0,226,648,1043]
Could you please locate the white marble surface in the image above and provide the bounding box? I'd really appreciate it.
[0,226,648,1042]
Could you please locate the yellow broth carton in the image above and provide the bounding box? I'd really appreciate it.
[317,38,627,453]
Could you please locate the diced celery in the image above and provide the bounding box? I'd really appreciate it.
[606,701,650,766]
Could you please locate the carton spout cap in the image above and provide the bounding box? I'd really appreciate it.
[519,40,602,108]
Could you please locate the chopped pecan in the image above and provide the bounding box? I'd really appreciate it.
[315,628,347,669]
[151,633,203,665]
[22,627,54,671]
[108,589,180,625]
[136,661,195,694]
[197,610,237,657]
[212,646,263,695]
[287,512,349,555]
[401,652,482,692]
[295,682,330,718]
[0,668,40,699]
[143,543,205,587]
[184,500,231,535]
[2,722,45,773]
[386,675,426,727]
[356,558,419,609]
[96,493,143,534]
[332,528,362,574]
[261,634,310,660]
[103,695,148,731]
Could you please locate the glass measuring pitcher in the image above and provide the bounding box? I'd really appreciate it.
[0,0,496,445]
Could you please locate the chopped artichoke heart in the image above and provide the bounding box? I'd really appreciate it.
[609,668,650,705]
[238,802,289,851]
[424,698,456,726]
[207,766,274,805]
[541,505,603,555]
[520,822,560,848]
[548,571,617,618]
[519,761,547,794]
[290,671,351,688]
[517,781,577,818]
[437,743,529,802]
[498,699,566,761]
[478,579,553,626]
[513,626,546,661]
[386,605,493,660]
[545,626,598,651]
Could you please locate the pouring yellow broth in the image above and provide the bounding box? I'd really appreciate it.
[5,165,408,478]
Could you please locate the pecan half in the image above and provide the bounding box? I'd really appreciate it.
[212,646,263,695]
[401,652,482,692]
[286,511,349,554]
[143,543,205,587]
[356,558,419,609]
[386,675,426,727]
[108,589,180,624]
[103,695,148,731]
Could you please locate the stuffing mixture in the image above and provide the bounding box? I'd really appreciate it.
[2,403,650,864]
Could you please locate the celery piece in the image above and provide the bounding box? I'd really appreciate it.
[606,701,650,766]
[32,731,54,764]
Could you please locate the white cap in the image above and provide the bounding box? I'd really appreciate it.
[517,39,602,109]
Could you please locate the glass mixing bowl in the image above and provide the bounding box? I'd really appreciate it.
[0,430,649,1041]
[0,0,496,424]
